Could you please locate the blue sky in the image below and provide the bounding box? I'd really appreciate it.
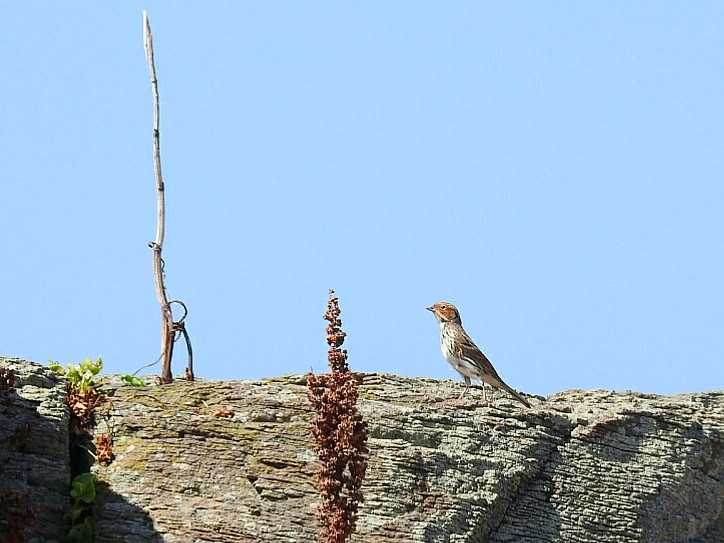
[2,2,723,395]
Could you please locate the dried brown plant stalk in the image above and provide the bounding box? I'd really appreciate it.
[66,386,104,431]
[95,433,114,465]
[307,290,369,543]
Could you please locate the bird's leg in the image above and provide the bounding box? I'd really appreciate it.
[458,376,471,400]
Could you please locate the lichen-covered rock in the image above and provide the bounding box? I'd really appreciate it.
[92,373,723,543]
[0,357,70,543]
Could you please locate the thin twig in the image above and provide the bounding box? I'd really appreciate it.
[143,11,174,383]
[168,299,194,379]
[131,353,162,376]
[179,325,194,380]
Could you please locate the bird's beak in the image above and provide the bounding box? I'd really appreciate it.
[426,306,434,312]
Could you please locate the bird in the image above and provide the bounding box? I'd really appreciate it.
[427,301,531,408]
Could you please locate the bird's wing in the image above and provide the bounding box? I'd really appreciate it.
[455,326,531,408]
[456,329,505,383]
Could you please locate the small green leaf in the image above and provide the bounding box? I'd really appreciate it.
[120,374,145,387]
[49,362,65,375]
[66,366,81,382]
[71,472,96,504]
[80,358,102,376]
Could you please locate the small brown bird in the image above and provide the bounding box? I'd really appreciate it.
[427,301,531,408]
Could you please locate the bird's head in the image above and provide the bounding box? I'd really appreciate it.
[426,301,461,324]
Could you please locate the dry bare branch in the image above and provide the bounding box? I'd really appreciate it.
[142,11,193,383]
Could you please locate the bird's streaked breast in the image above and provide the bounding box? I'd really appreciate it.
[439,322,482,380]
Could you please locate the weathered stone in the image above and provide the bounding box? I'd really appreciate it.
[91,373,723,543]
[1,357,720,542]
[0,357,70,543]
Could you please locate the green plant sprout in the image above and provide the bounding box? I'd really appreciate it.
[65,472,96,543]
[120,374,146,387]
[49,358,103,392]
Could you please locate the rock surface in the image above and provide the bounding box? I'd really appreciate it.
[91,372,724,543]
[0,357,70,543]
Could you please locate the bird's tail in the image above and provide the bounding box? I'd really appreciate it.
[499,382,531,408]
